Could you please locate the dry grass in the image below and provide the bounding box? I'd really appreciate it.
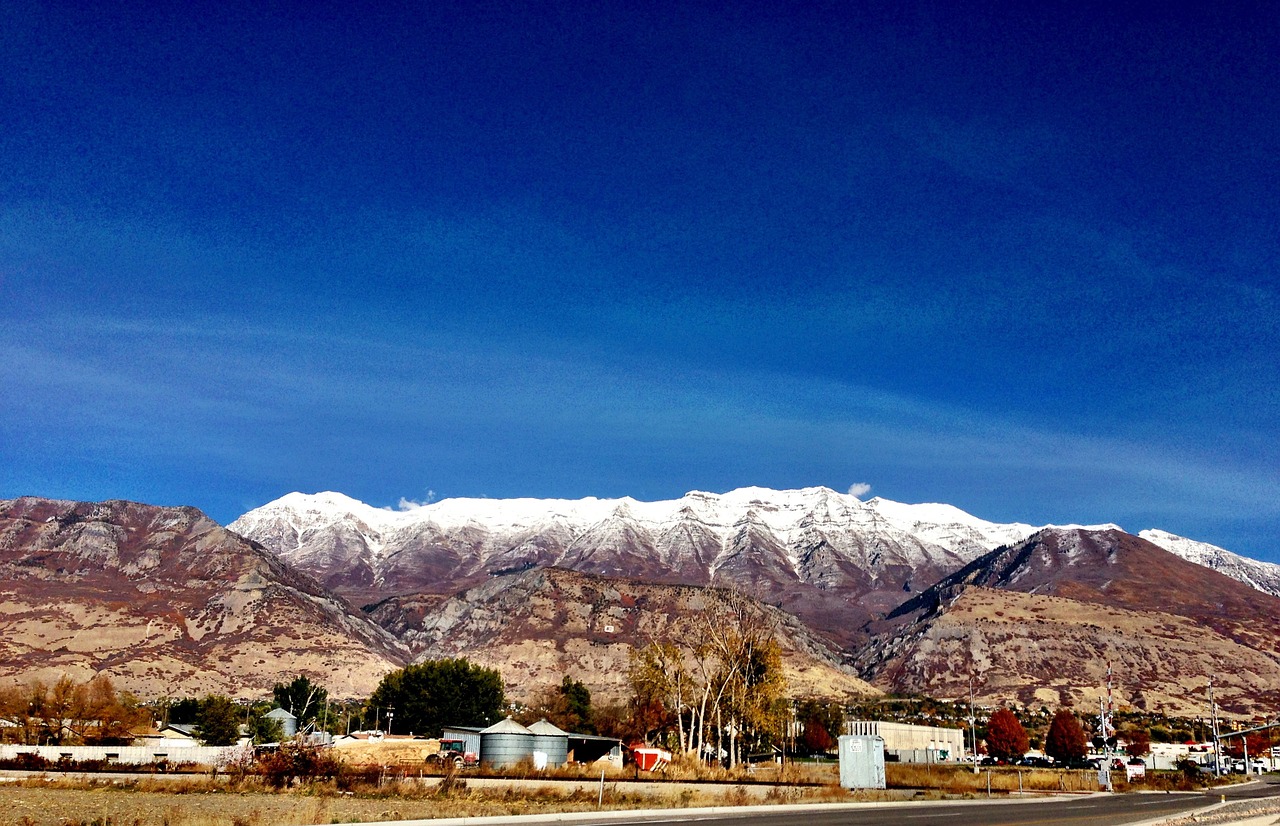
[1,762,1226,825]
[0,772,849,826]
[887,764,1102,794]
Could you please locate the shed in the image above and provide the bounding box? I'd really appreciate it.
[479,717,535,769]
[567,732,624,766]
[441,725,483,758]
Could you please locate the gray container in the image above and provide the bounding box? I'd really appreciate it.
[527,719,570,768]
[479,717,535,769]
[838,735,886,789]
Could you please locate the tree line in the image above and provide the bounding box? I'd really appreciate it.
[3,652,1231,764]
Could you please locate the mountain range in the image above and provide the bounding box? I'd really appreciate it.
[228,487,1280,716]
[229,487,1080,649]
[4,487,1280,717]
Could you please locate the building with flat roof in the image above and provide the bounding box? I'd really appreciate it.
[844,720,965,763]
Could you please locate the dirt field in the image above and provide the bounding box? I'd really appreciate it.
[0,777,849,826]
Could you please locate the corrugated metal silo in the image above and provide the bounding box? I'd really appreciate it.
[527,718,569,768]
[265,708,298,739]
[479,717,535,769]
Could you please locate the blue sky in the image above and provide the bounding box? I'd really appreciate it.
[2,2,1277,560]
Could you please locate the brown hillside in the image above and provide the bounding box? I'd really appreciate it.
[864,586,1280,717]
[860,528,1280,716]
[368,567,878,703]
[0,498,406,698]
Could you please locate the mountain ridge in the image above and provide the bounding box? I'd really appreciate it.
[855,527,1280,715]
[230,486,1055,647]
[229,487,1272,610]
[367,566,877,702]
[0,496,406,698]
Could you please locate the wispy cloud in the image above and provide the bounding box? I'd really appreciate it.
[396,491,436,511]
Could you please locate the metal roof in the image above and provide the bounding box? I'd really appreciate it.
[527,719,569,736]
[480,717,533,735]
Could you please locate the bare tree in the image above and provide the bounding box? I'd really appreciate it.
[626,586,786,766]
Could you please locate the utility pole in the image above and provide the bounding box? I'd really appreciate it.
[969,674,979,774]
[1209,677,1222,776]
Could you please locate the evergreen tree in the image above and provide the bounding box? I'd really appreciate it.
[196,695,241,746]
[166,697,201,725]
[558,676,594,733]
[366,658,505,738]
[272,675,328,726]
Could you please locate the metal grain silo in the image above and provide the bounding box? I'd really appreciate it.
[479,717,535,769]
[526,718,569,768]
[265,708,298,739]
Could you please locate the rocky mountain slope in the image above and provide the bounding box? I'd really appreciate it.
[857,528,1280,716]
[229,487,1057,647]
[0,497,406,698]
[365,566,877,703]
[231,490,1280,613]
[1139,529,1280,598]
[9,490,1280,716]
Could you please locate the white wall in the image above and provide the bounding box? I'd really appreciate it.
[0,744,235,766]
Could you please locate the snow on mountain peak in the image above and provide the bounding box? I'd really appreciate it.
[233,486,1013,567]
[226,486,1280,605]
[1139,529,1280,598]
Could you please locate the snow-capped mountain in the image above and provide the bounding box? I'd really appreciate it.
[229,486,1115,647]
[1139,529,1280,598]
[857,527,1280,716]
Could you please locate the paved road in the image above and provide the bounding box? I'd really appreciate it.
[467,777,1280,826]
